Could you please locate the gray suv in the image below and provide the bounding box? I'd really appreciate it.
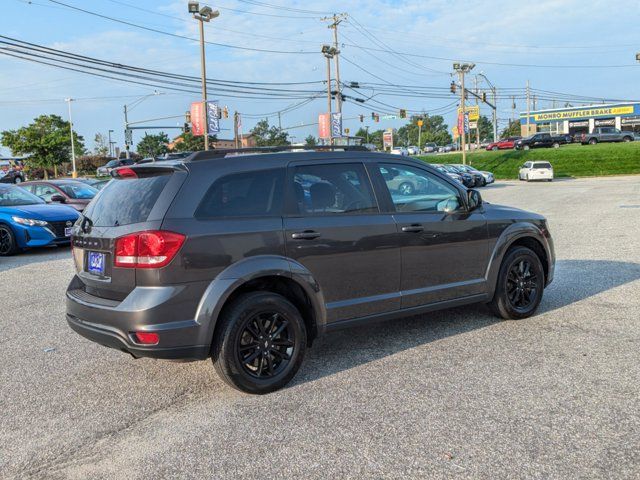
[66,148,555,394]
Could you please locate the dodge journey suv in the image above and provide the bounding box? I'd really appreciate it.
[66,147,555,394]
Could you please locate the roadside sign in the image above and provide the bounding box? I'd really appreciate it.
[124,128,132,145]
[457,105,479,121]
[207,101,220,134]
[381,115,397,120]
[331,112,342,137]
[469,121,478,129]
[190,101,205,136]
[318,113,330,139]
[383,128,394,149]
[417,120,424,127]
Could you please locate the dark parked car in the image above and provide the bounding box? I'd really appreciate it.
[446,164,484,187]
[66,149,555,394]
[579,127,634,145]
[0,184,79,256]
[75,177,111,191]
[21,180,98,212]
[0,159,26,184]
[439,164,476,187]
[514,133,568,150]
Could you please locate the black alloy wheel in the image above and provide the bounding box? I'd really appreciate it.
[0,225,18,256]
[237,312,295,379]
[489,246,544,319]
[212,292,307,394]
[506,258,539,312]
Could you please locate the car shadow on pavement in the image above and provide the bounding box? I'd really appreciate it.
[294,259,640,387]
[0,246,70,273]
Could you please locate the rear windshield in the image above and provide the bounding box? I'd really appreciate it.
[83,174,171,226]
[533,162,552,169]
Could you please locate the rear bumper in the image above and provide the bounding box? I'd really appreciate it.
[65,275,211,360]
[67,314,209,360]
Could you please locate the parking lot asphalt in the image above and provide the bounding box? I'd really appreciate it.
[1,175,639,479]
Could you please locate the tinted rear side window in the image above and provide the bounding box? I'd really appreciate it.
[195,168,284,218]
[84,174,171,226]
[533,162,552,169]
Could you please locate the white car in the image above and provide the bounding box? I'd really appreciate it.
[406,145,420,155]
[519,161,554,182]
[390,147,409,156]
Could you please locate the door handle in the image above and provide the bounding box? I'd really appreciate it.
[401,224,424,233]
[291,230,321,240]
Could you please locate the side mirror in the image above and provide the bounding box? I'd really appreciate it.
[467,189,482,211]
[50,194,66,203]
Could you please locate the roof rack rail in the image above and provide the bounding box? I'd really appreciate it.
[188,145,369,161]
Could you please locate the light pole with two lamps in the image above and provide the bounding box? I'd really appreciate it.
[189,1,220,151]
[453,62,475,165]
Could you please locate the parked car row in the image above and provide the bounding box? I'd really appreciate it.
[0,159,26,184]
[431,164,494,188]
[96,152,194,176]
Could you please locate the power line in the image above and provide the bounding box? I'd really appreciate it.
[46,0,318,54]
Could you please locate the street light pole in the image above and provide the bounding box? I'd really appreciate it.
[453,62,475,165]
[65,98,77,178]
[477,72,498,142]
[190,2,220,151]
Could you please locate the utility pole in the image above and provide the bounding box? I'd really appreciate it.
[108,129,114,157]
[189,2,220,151]
[453,62,474,165]
[526,80,531,136]
[323,13,346,114]
[474,76,480,150]
[65,98,77,178]
[322,44,336,145]
[233,111,239,149]
[278,111,282,130]
[124,104,130,159]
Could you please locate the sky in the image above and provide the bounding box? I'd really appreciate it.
[2,0,640,155]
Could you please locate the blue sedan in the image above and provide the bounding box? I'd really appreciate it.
[0,184,80,256]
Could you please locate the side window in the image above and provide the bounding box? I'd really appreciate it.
[195,168,284,218]
[35,185,58,202]
[291,163,377,215]
[523,162,532,168]
[378,164,461,213]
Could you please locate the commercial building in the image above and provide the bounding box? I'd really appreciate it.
[520,102,640,137]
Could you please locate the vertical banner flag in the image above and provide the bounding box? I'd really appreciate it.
[207,101,220,134]
[457,112,463,136]
[464,112,470,134]
[331,112,342,137]
[190,101,205,136]
[318,113,331,139]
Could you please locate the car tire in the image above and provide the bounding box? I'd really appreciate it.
[481,178,487,187]
[589,138,597,145]
[13,176,23,184]
[552,142,560,149]
[211,291,307,394]
[523,145,530,150]
[623,136,632,142]
[488,246,545,320]
[492,146,498,151]
[0,224,19,256]
[399,182,415,196]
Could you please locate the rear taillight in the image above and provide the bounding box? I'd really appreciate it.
[114,231,185,269]
[112,167,137,179]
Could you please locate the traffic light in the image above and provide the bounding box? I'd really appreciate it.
[450,81,457,94]
[359,114,364,122]
[482,92,487,102]
[399,109,407,119]
[374,113,380,123]
[185,110,191,123]
[222,106,229,119]
[371,112,376,120]
[183,122,191,134]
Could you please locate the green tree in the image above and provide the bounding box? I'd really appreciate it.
[476,115,493,141]
[304,134,317,147]
[137,132,170,157]
[355,127,384,149]
[0,114,85,179]
[501,120,521,138]
[93,133,109,156]
[397,115,452,148]
[250,119,290,146]
[170,132,217,152]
